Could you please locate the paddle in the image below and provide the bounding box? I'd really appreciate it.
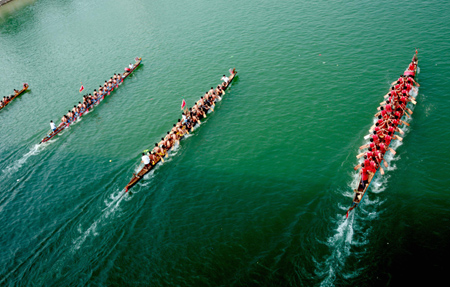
[359,144,369,150]
[384,161,388,168]
[401,108,411,118]
[380,166,385,175]
[354,163,361,170]
[401,120,410,126]
[395,135,403,141]
[389,148,396,155]
[356,152,365,159]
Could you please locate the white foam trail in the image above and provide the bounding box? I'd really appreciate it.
[2,144,44,176]
[317,111,413,285]
[73,189,125,251]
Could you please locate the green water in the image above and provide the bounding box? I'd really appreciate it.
[1,0,450,285]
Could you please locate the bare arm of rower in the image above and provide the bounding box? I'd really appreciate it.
[356,152,365,159]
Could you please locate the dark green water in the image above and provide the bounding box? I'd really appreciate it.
[1,0,450,285]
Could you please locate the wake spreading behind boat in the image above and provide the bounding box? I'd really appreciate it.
[39,58,142,144]
[346,51,420,218]
[0,83,29,111]
[123,68,237,192]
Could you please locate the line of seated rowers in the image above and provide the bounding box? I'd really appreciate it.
[0,94,14,108]
[0,84,27,108]
[139,72,234,173]
[48,72,129,132]
[355,54,419,191]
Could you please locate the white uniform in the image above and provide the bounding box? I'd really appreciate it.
[142,155,150,165]
[221,76,229,83]
[50,122,56,130]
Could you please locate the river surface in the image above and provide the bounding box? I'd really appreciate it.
[1,0,450,286]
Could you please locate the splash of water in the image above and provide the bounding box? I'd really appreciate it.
[2,144,44,176]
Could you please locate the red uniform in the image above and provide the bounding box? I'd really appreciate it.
[380,143,386,154]
[362,168,369,181]
[405,83,412,92]
[385,134,392,146]
[370,160,377,173]
[386,104,393,113]
[372,134,379,143]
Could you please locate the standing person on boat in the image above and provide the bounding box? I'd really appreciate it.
[361,163,370,189]
[50,120,56,132]
[221,75,229,85]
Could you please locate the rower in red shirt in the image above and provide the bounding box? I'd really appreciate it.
[379,142,387,154]
[366,147,374,159]
[372,131,380,144]
[391,116,399,127]
[364,155,370,168]
[384,132,392,146]
[369,158,377,173]
[385,101,393,114]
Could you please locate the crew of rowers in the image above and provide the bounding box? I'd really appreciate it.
[49,61,140,132]
[0,83,28,109]
[351,53,419,204]
[138,69,236,175]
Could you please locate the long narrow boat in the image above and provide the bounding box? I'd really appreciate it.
[123,69,237,192]
[346,52,419,218]
[0,83,29,111]
[39,58,142,144]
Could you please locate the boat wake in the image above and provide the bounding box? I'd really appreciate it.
[2,143,45,176]
[316,116,411,286]
[315,176,388,286]
[72,188,126,252]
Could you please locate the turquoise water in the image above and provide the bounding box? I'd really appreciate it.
[1,0,450,285]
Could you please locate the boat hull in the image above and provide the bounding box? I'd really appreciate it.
[0,84,29,111]
[39,59,141,144]
[124,70,237,192]
[347,54,419,217]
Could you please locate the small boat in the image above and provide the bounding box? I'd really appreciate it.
[124,69,237,192]
[346,52,419,218]
[39,58,142,144]
[0,83,29,111]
